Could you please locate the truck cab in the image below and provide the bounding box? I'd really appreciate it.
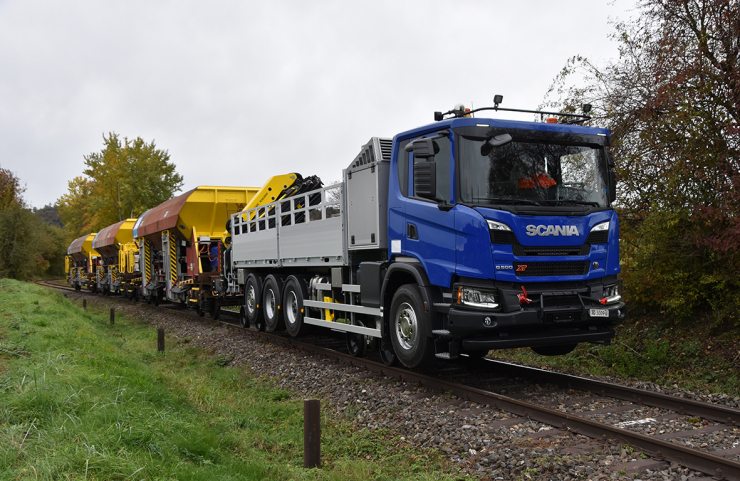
[387,106,625,362]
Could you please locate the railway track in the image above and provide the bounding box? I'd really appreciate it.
[41,280,740,480]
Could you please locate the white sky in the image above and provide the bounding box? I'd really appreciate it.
[0,0,635,209]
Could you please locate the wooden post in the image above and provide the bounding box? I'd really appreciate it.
[83,299,87,309]
[157,328,165,353]
[304,399,321,468]
[110,308,115,325]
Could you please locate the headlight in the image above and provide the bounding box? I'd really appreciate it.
[590,221,610,233]
[455,285,499,309]
[487,220,512,232]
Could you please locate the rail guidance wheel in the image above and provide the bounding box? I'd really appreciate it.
[378,338,398,366]
[262,275,284,332]
[389,284,435,369]
[209,298,221,320]
[346,319,367,358]
[239,306,249,328]
[283,277,307,337]
[245,275,263,326]
[531,344,577,356]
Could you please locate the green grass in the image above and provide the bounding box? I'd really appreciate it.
[0,279,457,480]
[490,314,740,397]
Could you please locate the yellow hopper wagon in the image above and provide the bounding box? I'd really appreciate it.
[131,186,261,313]
[92,219,138,297]
[66,233,100,292]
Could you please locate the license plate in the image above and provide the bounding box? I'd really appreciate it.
[589,309,609,318]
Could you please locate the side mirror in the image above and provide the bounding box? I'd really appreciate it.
[609,170,617,203]
[480,133,513,156]
[606,151,615,168]
[414,161,437,199]
[405,137,438,158]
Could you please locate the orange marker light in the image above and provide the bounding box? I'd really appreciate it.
[546,118,558,124]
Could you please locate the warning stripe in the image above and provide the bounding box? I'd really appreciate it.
[170,233,177,284]
[145,240,151,283]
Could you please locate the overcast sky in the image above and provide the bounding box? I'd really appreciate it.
[0,0,635,209]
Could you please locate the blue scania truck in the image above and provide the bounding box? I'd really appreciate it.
[226,96,626,369]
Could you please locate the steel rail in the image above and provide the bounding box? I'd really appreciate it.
[257,332,740,480]
[40,283,740,479]
[480,358,740,426]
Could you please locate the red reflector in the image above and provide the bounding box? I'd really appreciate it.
[546,118,558,124]
[600,298,607,305]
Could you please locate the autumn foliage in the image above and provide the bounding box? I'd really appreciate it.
[547,0,740,321]
[57,133,183,240]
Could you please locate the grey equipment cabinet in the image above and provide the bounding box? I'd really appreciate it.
[344,137,392,251]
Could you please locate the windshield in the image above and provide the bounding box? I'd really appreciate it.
[457,134,610,208]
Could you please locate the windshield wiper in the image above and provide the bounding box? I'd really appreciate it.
[540,199,601,207]
[474,197,541,206]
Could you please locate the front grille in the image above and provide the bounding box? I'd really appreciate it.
[512,244,590,256]
[586,230,608,244]
[513,261,590,277]
[490,230,518,244]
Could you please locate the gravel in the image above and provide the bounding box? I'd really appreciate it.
[60,291,737,480]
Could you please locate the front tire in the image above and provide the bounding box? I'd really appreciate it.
[389,284,435,369]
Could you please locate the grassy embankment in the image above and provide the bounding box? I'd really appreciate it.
[490,312,740,397]
[0,279,457,480]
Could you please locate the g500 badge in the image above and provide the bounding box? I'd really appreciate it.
[495,265,513,270]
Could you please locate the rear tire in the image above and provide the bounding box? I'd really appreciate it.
[245,275,263,326]
[389,284,435,369]
[283,277,307,337]
[531,344,577,356]
[263,275,284,332]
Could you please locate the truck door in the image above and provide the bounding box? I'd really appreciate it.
[401,131,456,287]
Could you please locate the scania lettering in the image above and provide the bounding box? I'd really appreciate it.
[224,95,626,369]
[526,225,580,236]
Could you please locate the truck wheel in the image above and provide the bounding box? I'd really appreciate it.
[531,344,577,356]
[263,275,284,332]
[389,284,435,369]
[283,277,307,337]
[346,319,367,358]
[245,275,263,326]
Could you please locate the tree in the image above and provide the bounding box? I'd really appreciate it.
[0,169,66,280]
[57,133,184,239]
[0,167,25,210]
[545,0,740,320]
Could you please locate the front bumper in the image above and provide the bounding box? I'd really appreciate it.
[444,299,625,350]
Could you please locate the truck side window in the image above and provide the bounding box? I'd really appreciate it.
[397,139,410,197]
[413,134,451,202]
